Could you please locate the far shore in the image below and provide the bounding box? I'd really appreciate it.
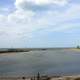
[0,48,80,55]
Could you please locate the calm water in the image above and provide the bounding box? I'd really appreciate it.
[0,49,80,76]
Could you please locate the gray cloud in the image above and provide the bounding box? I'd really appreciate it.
[15,0,68,11]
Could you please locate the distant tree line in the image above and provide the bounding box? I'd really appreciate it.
[0,49,30,53]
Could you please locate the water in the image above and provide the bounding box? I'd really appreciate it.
[0,49,80,76]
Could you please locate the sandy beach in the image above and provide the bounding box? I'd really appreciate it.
[70,48,80,52]
[0,75,80,80]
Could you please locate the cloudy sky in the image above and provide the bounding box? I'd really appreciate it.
[0,0,80,48]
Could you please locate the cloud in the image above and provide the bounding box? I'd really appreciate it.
[0,0,80,47]
[15,0,68,11]
[0,3,80,36]
[15,0,68,6]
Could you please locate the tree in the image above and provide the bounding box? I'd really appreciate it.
[77,45,80,49]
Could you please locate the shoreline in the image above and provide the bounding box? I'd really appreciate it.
[70,48,80,52]
[0,75,80,80]
[0,48,80,56]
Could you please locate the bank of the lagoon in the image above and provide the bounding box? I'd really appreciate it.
[0,48,80,77]
[1,75,80,80]
[0,48,80,54]
[70,48,80,52]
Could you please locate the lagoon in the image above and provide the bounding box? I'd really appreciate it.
[0,49,80,76]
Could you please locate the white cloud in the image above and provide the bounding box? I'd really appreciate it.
[15,0,68,10]
[0,0,80,47]
[0,15,7,22]
[65,4,80,19]
[8,9,35,23]
[0,3,80,36]
[15,0,68,6]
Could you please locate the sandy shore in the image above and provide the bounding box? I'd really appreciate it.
[51,75,80,80]
[0,52,17,56]
[70,48,80,52]
[0,52,26,56]
[0,48,80,55]
[0,75,80,80]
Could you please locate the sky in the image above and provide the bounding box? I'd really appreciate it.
[0,0,80,48]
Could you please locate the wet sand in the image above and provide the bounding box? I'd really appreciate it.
[0,52,16,55]
[0,75,80,80]
[51,75,80,80]
[70,48,80,52]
